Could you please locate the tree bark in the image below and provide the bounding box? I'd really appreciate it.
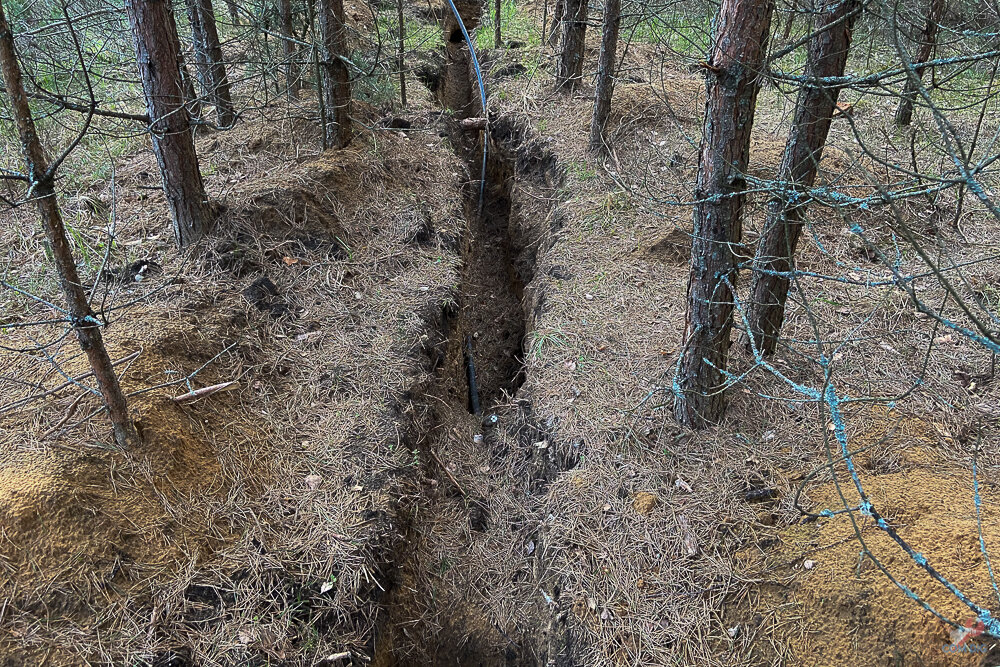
[0,4,137,448]
[318,0,351,148]
[895,0,945,126]
[746,0,861,356]
[673,0,774,428]
[126,0,212,246]
[280,0,301,99]
[185,0,235,127]
[589,0,621,153]
[556,0,586,89]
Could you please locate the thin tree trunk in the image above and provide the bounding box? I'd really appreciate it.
[494,0,502,48]
[179,49,202,121]
[589,0,621,153]
[397,0,406,107]
[223,0,240,25]
[319,0,351,148]
[542,0,548,45]
[673,0,774,428]
[126,0,212,246]
[547,0,563,45]
[280,0,300,99]
[0,4,137,448]
[185,0,235,127]
[895,0,945,125]
[746,0,862,356]
[556,0,586,89]
[781,0,798,40]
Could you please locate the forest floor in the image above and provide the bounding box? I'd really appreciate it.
[3,3,1000,666]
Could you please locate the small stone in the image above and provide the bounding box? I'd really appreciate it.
[304,474,322,490]
[804,559,816,570]
[584,293,594,301]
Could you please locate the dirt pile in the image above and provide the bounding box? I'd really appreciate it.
[731,408,1000,666]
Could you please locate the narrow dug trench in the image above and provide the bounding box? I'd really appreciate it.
[371,133,535,665]
[451,149,527,411]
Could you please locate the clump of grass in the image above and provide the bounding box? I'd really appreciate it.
[476,0,539,51]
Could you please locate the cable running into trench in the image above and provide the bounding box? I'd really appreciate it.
[442,0,488,215]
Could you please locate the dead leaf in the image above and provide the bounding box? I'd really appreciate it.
[678,515,699,557]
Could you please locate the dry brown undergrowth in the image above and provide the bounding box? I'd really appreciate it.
[0,93,471,664]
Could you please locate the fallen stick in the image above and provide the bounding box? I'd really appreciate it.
[39,391,87,440]
[429,449,467,496]
[460,117,487,131]
[171,381,240,404]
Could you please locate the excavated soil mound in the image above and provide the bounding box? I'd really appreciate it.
[733,410,1000,666]
[737,464,1000,666]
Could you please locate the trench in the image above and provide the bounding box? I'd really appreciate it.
[370,128,534,666]
[447,147,527,412]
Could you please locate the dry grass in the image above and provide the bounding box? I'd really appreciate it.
[0,88,471,663]
[4,4,1000,665]
[371,18,1000,667]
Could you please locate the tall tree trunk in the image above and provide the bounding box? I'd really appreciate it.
[494,0,502,47]
[589,0,621,153]
[547,0,563,45]
[895,0,945,125]
[0,4,137,448]
[126,0,212,247]
[673,0,774,428]
[439,0,481,116]
[179,49,202,120]
[185,0,235,127]
[781,0,798,40]
[396,0,406,106]
[746,0,861,356]
[556,0,586,89]
[319,0,351,148]
[280,0,300,99]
